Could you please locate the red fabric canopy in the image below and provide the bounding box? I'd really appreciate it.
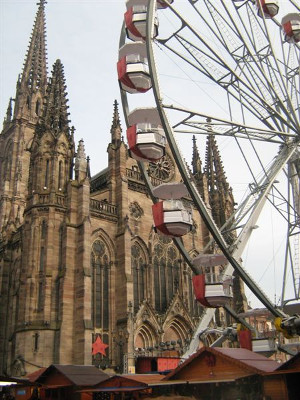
[125,7,144,39]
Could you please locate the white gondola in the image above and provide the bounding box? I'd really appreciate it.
[118,42,152,93]
[192,254,233,308]
[125,1,158,41]
[256,0,279,19]
[282,13,300,43]
[152,183,193,237]
[252,337,276,356]
[127,108,166,161]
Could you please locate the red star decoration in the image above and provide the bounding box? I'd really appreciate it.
[92,336,109,356]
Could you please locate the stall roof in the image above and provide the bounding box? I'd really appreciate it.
[122,374,165,385]
[35,365,110,387]
[79,375,148,393]
[26,368,47,382]
[276,352,300,371]
[212,348,279,373]
[164,347,279,381]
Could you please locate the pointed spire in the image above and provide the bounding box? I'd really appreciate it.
[191,135,206,199]
[111,100,122,145]
[192,135,202,175]
[204,119,229,194]
[19,1,47,94]
[3,98,13,125]
[75,139,87,181]
[86,156,91,179]
[38,59,70,136]
[204,118,233,229]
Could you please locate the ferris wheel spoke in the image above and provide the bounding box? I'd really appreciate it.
[290,0,300,12]
[162,104,296,143]
[159,1,300,133]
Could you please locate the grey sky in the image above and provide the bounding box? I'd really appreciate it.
[1,0,126,175]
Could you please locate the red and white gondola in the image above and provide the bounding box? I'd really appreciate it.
[256,0,279,19]
[127,108,166,161]
[125,0,159,41]
[192,254,233,308]
[118,42,152,93]
[282,13,300,43]
[152,183,193,237]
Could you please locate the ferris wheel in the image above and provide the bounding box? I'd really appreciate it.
[118,0,300,355]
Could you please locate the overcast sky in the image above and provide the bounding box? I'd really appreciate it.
[1,0,298,310]
[1,0,126,175]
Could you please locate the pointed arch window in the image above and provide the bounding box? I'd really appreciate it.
[91,240,110,330]
[131,243,146,313]
[153,242,180,313]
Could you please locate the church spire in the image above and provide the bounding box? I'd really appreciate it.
[38,59,71,137]
[3,98,13,127]
[191,135,206,200]
[14,0,47,118]
[75,139,88,182]
[29,59,74,195]
[204,118,233,228]
[192,135,202,175]
[111,100,122,145]
[20,1,47,92]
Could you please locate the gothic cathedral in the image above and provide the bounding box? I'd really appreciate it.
[0,1,246,376]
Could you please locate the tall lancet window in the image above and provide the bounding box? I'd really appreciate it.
[44,160,49,188]
[58,160,63,190]
[131,243,146,313]
[38,220,47,311]
[153,239,180,313]
[91,240,110,330]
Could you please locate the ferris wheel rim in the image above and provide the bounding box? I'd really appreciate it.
[145,0,295,318]
[119,0,300,333]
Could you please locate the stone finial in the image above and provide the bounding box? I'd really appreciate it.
[75,139,87,181]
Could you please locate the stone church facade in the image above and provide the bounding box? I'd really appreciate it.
[0,1,245,376]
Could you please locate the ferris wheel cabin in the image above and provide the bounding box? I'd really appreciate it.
[127,108,166,161]
[125,1,158,41]
[192,254,233,308]
[282,13,300,43]
[192,273,233,308]
[256,0,279,19]
[152,183,193,237]
[118,42,152,93]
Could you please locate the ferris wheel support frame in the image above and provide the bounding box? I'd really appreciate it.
[146,0,290,319]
